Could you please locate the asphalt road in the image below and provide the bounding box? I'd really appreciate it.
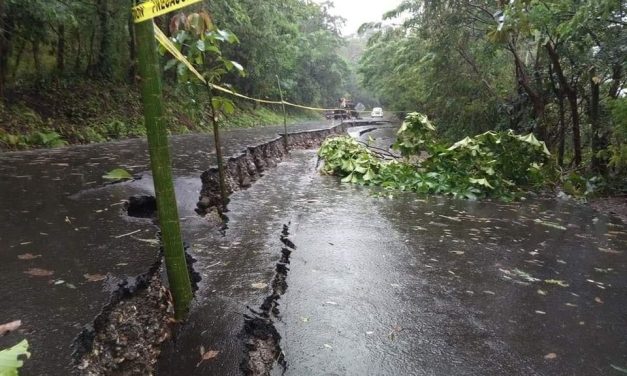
[0,120,337,375]
[160,147,627,375]
[2,120,626,375]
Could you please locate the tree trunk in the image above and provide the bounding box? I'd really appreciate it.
[567,90,582,167]
[96,0,111,78]
[207,85,229,211]
[74,29,82,72]
[609,64,622,99]
[134,13,193,319]
[87,27,96,71]
[545,42,582,166]
[12,43,25,80]
[590,68,607,174]
[276,75,289,152]
[0,0,9,100]
[57,24,66,74]
[548,63,566,166]
[509,43,546,140]
[128,9,138,82]
[32,40,42,77]
[557,96,566,167]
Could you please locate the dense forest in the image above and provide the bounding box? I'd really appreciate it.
[0,0,356,148]
[359,0,626,185]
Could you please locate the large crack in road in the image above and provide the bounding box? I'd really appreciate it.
[73,124,350,374]
[241,224,294,376]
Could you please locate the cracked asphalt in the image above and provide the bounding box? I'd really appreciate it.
[161,146,627,375]
[2,120,626,375]
[0,121,337,375]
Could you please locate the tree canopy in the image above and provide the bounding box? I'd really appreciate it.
[0,0,351,107]
[358,0,626,180]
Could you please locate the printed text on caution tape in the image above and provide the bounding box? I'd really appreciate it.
[132,0,202,23]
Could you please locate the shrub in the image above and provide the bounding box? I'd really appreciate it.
[392,112,438,157]
[318,113,554,200]
[318,136,381,184]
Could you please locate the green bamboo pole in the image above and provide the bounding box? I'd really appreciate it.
[134,12,192,319]
[276,75,288,153]
[206,84,229,210]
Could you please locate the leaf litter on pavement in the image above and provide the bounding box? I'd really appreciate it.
[102,168,133,182]
[0,320,21,336]
[534,219,567,230]
[251,282,268,289]
[17,253,42,260]
[543,279,569,287]
[196,346,219,367]
[611,364,627,374]
[23,268,54,277]
[83,274,107,282]
[499,268,540,284]
[0,339,30,372]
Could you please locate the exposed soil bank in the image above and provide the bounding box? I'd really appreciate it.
[196,123,348,214]
[72,248,201,375]
[73,260,173,375]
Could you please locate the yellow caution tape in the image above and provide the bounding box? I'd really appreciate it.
[132,0,203,23]
[154,23,351,112]
[154,24,206,83]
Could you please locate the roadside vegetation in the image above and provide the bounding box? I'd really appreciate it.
[319,113,555,201]
[0,0,349,151]
[358,0,626,195]
[0,81,319,150]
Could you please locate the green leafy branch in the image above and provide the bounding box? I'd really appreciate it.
[319,112,554,200]
[161,11,245,120]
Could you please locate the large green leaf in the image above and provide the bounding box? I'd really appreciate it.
[211,97,235,115]
[341,173,354,183]
[196,40,206,52]
[517,133,551,156]
[102,168,133,181]
[448,137,473,151]
[469,178,494,189]
[0,340,30,376]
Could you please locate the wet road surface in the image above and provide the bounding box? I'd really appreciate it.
[280,172,627,375]
[159,147,627,375]
[2,120,626,375]
[0,121,337,374]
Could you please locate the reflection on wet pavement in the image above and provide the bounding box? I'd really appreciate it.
[0,121,335,374]
[2,121,626,375]
[159,148,626,375]
[279,155,626,375]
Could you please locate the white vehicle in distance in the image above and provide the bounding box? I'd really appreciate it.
[371,107,383,118]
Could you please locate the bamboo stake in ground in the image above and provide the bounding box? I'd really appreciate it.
[206,84,229,211]
[134,15,192,319]
[276,75,289,153]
